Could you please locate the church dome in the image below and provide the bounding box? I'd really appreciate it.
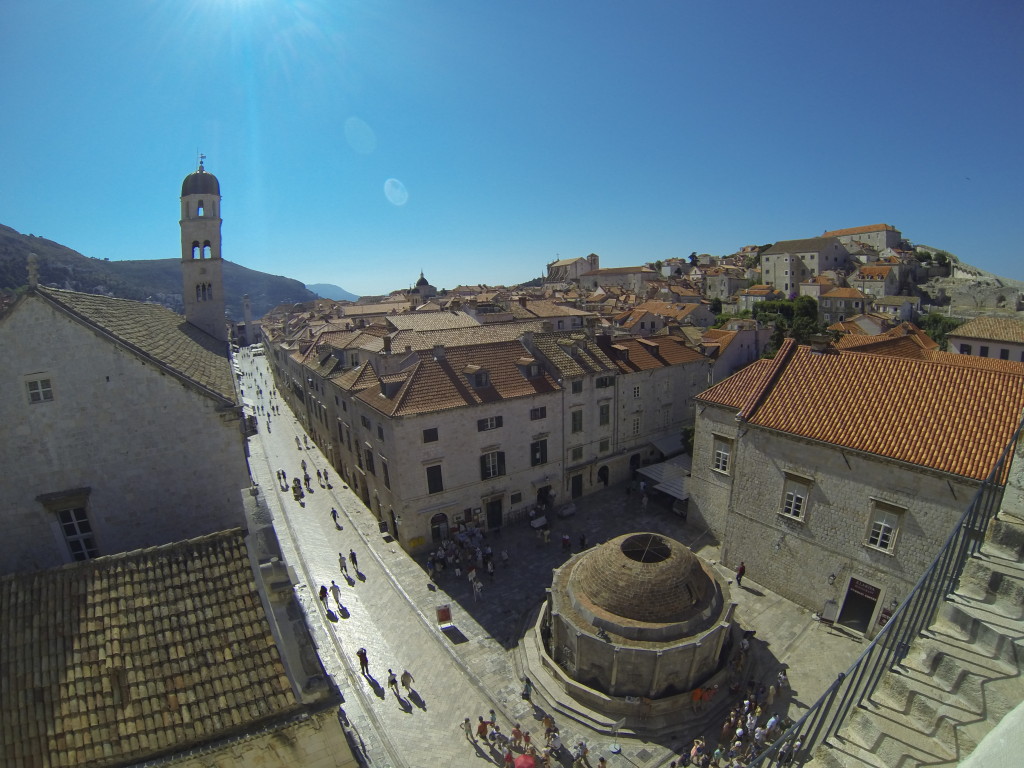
[572,533,713,624]
[181,162,220,197]
[416,272,430,287]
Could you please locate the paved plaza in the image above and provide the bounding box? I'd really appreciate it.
[238,351,865,768]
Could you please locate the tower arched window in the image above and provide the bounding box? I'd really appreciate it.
[197,200,205,217]
[191,241,200,259]
[202,241,212,259]
[196,285,202,301]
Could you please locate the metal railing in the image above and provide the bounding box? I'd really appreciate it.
[750,414,1024,766]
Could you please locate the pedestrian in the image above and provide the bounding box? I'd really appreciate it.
[400,669,414,692]
[461,717,475,741]
[338,552,348,574]
[504,748,515,768]
[523,731,532,750]
[477,716,491,741]
[511,724,524,750]
[521,676,533,701]
[331,507,339,525]
[317,584,329,610]
[349,549,358,570]
[323,467,330,485]
[736,561,746,587]
[487,559,495,580]
[473,579,483,602]
[357,647,369,675]
[641,493,649,511]
[330,580,342,610]
[387,669,399,694]
[597,758,607,768]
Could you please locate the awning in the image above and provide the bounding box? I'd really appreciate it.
[637,454,691,501]
[649,433,685,458]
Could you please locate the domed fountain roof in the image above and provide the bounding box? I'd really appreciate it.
[571,532,714,624]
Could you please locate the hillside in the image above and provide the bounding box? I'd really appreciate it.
[0,224,318,319]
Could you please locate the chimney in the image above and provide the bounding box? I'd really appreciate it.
[383,336,393,355]
[519,296,528,308]
[433,344,446,361]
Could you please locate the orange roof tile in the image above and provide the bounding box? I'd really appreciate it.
[821,224,898,238]
[698,343,1024,480]
[949,316,1024,345]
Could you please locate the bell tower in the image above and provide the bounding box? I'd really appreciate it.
[180,157,228,341]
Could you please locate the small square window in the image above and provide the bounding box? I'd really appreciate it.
[423,428,438,443]
[26,377,54,404]
[477,416,504,432]
[511,491,523,505]
[712,435,732,474]
[867,502,902,553]
[780,474,811,520]
[599,438,610,453]
[530,406,547,421]
[58,507,98,561]
[570,446,583,462]
[980,346,989,358]
[571,380,583,394]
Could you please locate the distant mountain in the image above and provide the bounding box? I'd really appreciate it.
[306,283,359,302]
[0,224,318,320]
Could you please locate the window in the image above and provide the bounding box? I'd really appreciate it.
[477,416,504,432]
[377,425,385,440]
[480,451,506,480]
[571,380,583,394]
[26,376,54,404]
[530,406,547,421]
[360,415,371,429]
[596,375,614,389]
[712,436,732,474]
[364,448,375,476]
[1000,349,1009,360]
[426,465,444,494]
[423,428,438,443]
[780,474,811,520]
[599,438,610,453]
[571,409,583,433]
[570,446,583,462]
[473,372,490,387]
[633,386,641,398]
[980,346,989,358]
[531,440,548,466]
[59,507,98,561]
[599,402,610,426]
[867,502,902,553]
[511,491,523,505]
[382,459,391,489]
[631,416,641,436]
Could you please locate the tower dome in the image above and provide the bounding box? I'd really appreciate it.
[181,160,220,197]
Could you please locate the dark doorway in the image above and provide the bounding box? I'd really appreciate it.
[630,454,642,472]
[598,465,609,486]
[837,577,880,634]
[430,513,449,544]
[571,474,583,499]
[485,497,503,530]
[537,485,552,511]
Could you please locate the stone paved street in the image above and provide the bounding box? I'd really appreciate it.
[238,350,865,768]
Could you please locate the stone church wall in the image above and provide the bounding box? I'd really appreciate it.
[0,297,249,574]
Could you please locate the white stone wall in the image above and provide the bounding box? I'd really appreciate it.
[0,297,249,574]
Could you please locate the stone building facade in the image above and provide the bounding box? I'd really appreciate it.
[687,338,1024,637]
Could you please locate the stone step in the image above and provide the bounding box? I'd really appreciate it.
[982,516,1024,563]
[957,554,1024,618]
[933,596,1024,657]
[843,700,958,765]
[918,614,1021,675]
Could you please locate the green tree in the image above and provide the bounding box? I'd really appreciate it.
[919,311,963,351]
[689,251,698,266]
[710,297,723,314]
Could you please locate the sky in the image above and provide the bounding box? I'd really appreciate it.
[2,1,1023,298]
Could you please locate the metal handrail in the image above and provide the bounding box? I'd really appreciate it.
[748,413,1024,767]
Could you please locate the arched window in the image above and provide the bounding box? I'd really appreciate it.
[202,241,212,259]
[196,285,202,301]
[191,241,200,259]
[197,200,205,216]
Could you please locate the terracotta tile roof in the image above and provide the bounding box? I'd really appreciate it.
[0,530,300,768]
[821,223,897,238]
[853,265,893,279]
[384,311,479,331]
[822,287,867,299]
[596,335,705,373]
[762,237,840,255]
[530,332,617,379]
[387,321,547,353]
[698,342,1024,480]
[948,316,1024,344]
[582,266,657,276]
[360,340,560,416]
[34,287,236,403]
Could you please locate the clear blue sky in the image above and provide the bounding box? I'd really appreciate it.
[2,1,1022,297]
